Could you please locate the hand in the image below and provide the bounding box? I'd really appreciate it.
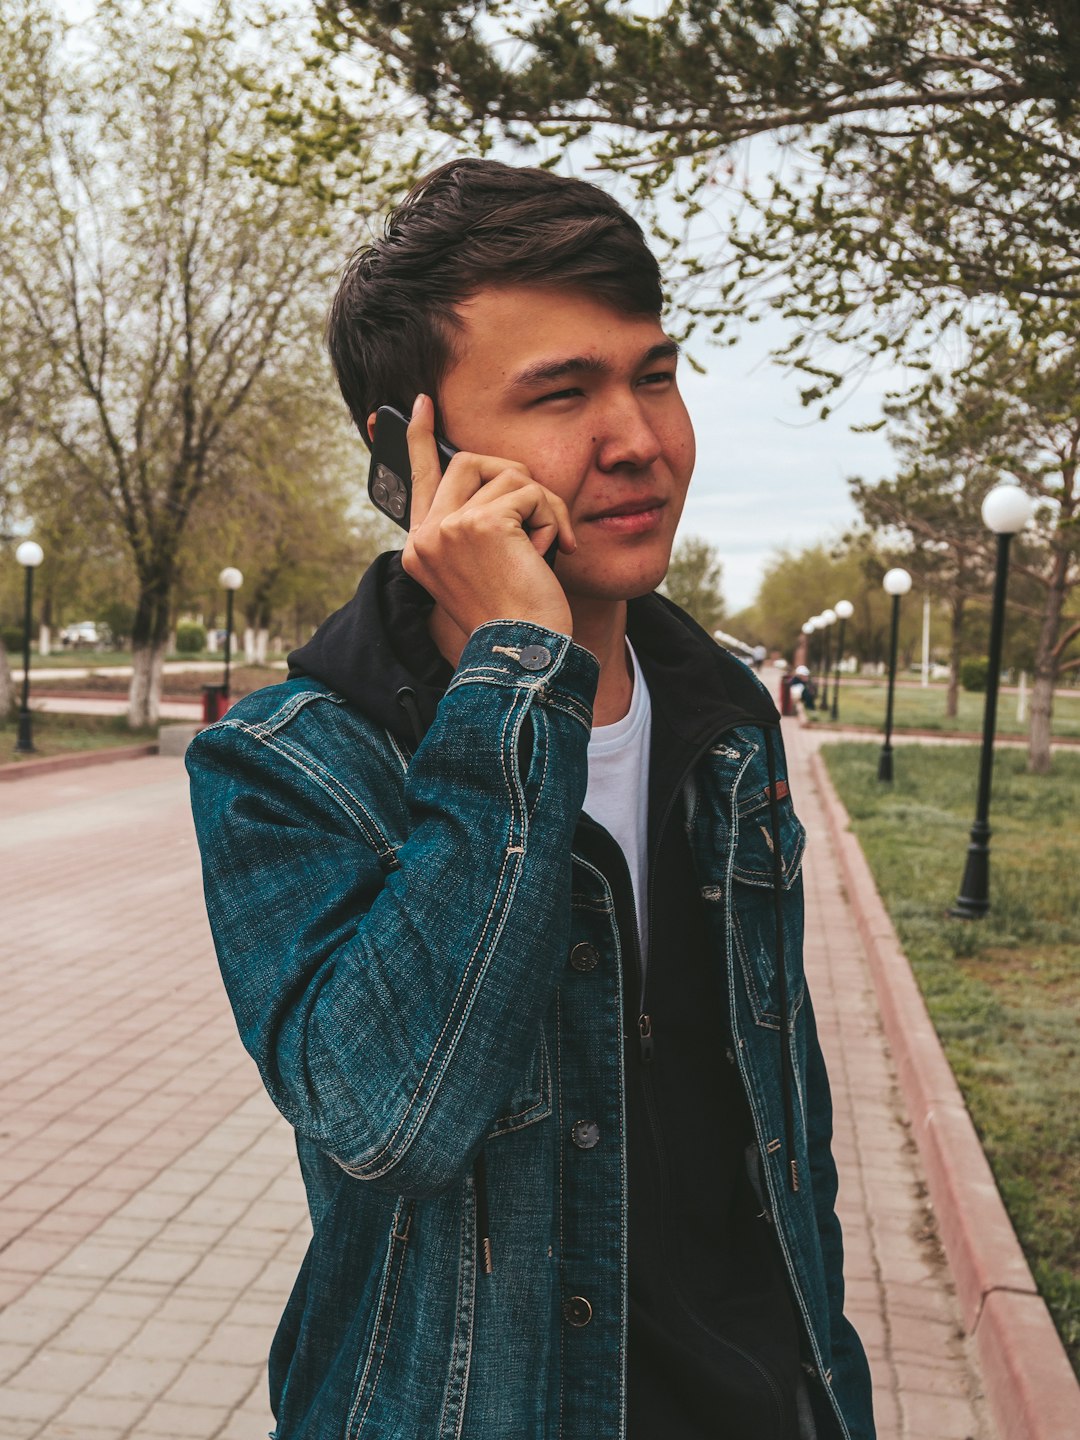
[401,394,576,638]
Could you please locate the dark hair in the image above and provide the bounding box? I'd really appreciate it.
[326,158,663,444]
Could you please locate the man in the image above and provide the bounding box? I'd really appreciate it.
[188,158,874,1440]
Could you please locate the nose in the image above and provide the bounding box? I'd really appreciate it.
[595,393,663,473]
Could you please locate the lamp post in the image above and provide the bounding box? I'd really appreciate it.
[950,484,1035,919]
[830,600,854,721]
[878,568,911,782]
[218,567,244,699]
[819,608,837,710]
[14,541,44,754]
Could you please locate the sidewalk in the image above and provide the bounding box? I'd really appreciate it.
[0,747,996,1438]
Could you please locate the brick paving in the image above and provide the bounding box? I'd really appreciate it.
[0,737,997,1438]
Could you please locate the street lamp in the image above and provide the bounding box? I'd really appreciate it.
[819,608,837,710]
[830,600,854,722]
[950,484,1035,919]
[218,567,244,699]
[14,541,44,754]
[878,568,912,782]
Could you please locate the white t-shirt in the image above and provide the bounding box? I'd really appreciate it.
[585,641,652,967]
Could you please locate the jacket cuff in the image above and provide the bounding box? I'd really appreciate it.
[447,620,600,731]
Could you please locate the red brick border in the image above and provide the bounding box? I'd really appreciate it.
[0,744,158,782]
[810,749,1080,1440]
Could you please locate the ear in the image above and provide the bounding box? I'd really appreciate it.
[366,411,378,443]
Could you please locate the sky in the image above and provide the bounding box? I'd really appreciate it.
[673,323,900,613]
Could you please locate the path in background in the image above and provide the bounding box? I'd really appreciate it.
[0,738,995,1438]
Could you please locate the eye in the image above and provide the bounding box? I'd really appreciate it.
[535,387,584,405]
[638,370,675,387]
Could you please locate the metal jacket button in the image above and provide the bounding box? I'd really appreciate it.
[518,644,551,671]
[569,942,598,972]
[571,1120,600,1150]
[562,1295,593,1327]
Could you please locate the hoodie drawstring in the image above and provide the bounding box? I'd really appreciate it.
[764,727,799,1195]
[396,687,495,1273]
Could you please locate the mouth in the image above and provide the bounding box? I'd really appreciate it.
[585,497,667,534]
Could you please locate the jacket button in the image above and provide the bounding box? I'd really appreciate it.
[562,1295,593,1327]
[569,942,598,972]
[518,644,551,671]
[571,1120,600,1150]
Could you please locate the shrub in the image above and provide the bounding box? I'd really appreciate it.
[960,657,990,692]
[1,626,25,652]
[175,622,207,654]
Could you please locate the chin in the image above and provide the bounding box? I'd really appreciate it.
[560,552,672,604]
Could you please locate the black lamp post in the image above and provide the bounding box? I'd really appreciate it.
[830,599,854,721]
[878,568,911,782]
[950,484,1035,919]
[218,566,244,699]
[14,541,44,754]
[819,608,837,711]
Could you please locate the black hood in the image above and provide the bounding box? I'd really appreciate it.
[288,551,777,748]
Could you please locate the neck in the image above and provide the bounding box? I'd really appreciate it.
[429,596,633,727]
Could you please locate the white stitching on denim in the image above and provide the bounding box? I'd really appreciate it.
[346,1199,410,1436]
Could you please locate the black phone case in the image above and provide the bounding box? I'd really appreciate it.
[368,406,456,530]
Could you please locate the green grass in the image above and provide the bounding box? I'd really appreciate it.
[1,710,158,761]
[821,743,1080,1376]
[811,680,1080,737]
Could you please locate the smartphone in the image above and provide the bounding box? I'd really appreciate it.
[368,405,457,530]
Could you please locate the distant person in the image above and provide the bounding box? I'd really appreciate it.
[188,159,873,1440]
[792,664,819,710]
[752,642,768,671]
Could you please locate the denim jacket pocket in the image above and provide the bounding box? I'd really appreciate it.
[484,1028,552,1141]
[709,796,807,1031]
[346,1196,416,1438]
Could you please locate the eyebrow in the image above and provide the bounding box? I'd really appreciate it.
[506,339,681,393]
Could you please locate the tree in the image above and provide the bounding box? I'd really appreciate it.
[747,536,913,665]
[0,0,416,726]
[850,438,999,718]
[661,535,725,634]
[320,2,1080,396]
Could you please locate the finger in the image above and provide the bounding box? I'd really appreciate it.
[463,479,576,556]
[421,451,529,527]
[405,394,444,530]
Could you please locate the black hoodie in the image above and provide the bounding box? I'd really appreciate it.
[290,552,803,1440]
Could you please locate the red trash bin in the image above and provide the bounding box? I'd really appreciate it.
[201,684,229,723]
[779,673,795,717]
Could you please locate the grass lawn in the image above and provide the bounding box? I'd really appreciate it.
[821,742,1080,1376]
[1,710,158,761]
[809,680,1080,738]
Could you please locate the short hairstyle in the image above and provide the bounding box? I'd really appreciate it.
[326,158,664,445]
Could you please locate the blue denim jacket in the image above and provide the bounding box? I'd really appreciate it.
[188,615,874,1440]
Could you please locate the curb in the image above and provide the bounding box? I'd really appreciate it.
[0,744,158,782]
[810,749,1080,1440]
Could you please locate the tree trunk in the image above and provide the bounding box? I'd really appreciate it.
[129,641,167,728]
[127,570,173,729]
[0,639,14,717]
[1027,551,1069,775]
[947,595,964,718]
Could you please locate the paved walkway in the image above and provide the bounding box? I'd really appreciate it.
[0,737,997,1438]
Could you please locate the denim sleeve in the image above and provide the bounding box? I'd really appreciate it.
[188,620,599,1196]
[802,988,876,1438]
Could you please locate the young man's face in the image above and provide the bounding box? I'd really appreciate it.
[437,284,696,606]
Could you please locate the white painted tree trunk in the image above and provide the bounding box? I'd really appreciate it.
[38,624,51,657]
[243,627,256,663]
[127,640,167,729]
[254,628,269,664]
